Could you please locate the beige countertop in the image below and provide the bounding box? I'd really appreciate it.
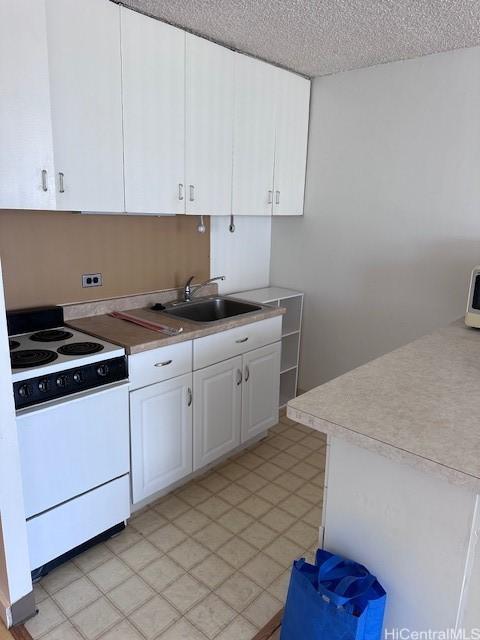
[68,303,284,354]
[288,320,480,491]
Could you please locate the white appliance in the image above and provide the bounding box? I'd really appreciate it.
[465,266,480,328]
[7,306,131,575]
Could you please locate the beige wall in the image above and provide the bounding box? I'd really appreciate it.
[0,211,210,309]
[271,45,480,390]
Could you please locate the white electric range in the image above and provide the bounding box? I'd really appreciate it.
[8,306,131,577]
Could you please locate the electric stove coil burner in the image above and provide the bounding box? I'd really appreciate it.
[30,329,74,342]
[57,342,104,356]
[9,340,20,351]
[11,349,58,369]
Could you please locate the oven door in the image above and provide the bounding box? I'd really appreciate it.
[17,382,130,519]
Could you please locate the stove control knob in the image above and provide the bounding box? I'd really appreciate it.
[38,379,49,393]
[18,384,32,398]
[56,375,68,388]
[97,364,109,377]
[73,371,83,384]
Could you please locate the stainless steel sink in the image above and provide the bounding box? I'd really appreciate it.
[162,296,262,323]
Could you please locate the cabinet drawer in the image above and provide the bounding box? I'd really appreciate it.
[193,316,282,370]
[129,340,192,390]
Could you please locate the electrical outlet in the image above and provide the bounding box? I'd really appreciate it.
[82,273,103,288]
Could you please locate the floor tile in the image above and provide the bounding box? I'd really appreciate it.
[98,619,144,640]
[153,495,190,520]
[267,569,291,603]
[235,451,264,471]
[279,494,311,518]
[301,434,327,450]
[254,462,283,481]
[254,442,278,460]
[217,483,250,506]
[304,451,326,468]
[273,471,305,492]
[42,620,83,640]
[215,572,262,612]
[41,562,83,595]
[256,483,290,506]
[147,523,187,553]
[215,615,258,640]
[25,598,66,639]
[106,528,143,555]
[216,537,257,569]
[268,435,294,451]
[193,521,233,552]
[129,509,167,536]
[176,483,212,507]
[53,577,102,617]
[197,472,230,493]
[107,575,154,615]
[88,557,133,593]
[243,591,282,628]
[217,508,253,534]
[263,536,304,565]
[71,596,122,640]
[158,618,208,640]
[119,539,162,572]
[190,554,236,589]
[186,593,236,639]
[296,481,323,505]
[236,472,268,493]
[239,521,278,550]
[302,506,323,528]
[33,582,49,604]
[284,520,319,548]
[129,595,180,640]
[237,495,272,518]
[173,508,211,535]
[270,451,297,471]
[196,496,231,519]
[241,553,284,589]
[286,443,311,460]
[162,573,209,613]
[279,415,297,426]
[281,426,305,441]
[260,507,296,533]
[217,462,248,482]
[139,556,185,592]
[73,543,114,574]
[168,538,210,570]
[291,461,318,481]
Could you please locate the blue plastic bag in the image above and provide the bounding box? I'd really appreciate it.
[280,549,386,640]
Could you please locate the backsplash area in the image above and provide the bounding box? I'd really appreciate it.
[0,211,210,309]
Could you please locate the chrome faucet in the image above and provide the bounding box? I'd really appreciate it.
[183,275,226,302]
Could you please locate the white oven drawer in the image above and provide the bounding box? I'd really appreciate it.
[27,475,130,571]
[193,316,282,370]
[128,340,192,390]
[17,383,130,519]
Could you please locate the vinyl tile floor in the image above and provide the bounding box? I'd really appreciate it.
[26,416,326,640]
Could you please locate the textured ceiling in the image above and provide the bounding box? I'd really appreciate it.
[119,0,480,77]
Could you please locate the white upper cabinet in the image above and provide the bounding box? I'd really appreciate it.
[45,0,124,212]
[273,68,310,216]
[185,34,234,216]
[0,0,55,210]
[121,8,185,215]
[232,54,276,216]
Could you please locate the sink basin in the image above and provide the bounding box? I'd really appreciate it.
[162,296,262,323]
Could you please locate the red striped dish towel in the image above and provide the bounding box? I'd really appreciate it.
[109,311,183,337]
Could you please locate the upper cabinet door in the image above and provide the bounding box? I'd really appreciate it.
[273,69,310,216]
[232,54,276,216]
[185,34,234,216]
[0,0,55,210]
[121,8,185,215]
[45,0,124,212]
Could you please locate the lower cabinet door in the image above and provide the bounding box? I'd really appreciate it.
[193,356,242,470]
[241,342,281,442]
[130,373,193,503]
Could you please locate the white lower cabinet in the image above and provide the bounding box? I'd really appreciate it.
[193,356,242,470]
[130,373,193,503]
[241,342,281,442]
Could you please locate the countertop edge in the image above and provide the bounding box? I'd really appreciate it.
[287,405,480,492]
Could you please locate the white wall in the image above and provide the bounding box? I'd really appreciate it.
[210,215,271,294]
[271,46,480,390]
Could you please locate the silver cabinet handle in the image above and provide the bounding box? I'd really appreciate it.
[58,172,65,193]
[236,369,243,386]
[275,190,280,205]
[189,184,195,201]
[235,337,248,344]
[267,190,273,204]
[154,360,172,367]
[41,169,48,192]
[178,183,184,201]
[187,387,192,406]
[244,365,250,382]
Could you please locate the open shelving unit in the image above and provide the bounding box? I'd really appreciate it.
[231,286,303,409]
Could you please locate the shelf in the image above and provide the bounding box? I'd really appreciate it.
[279,368,297,408]
[281,365,297,374]
[281,329,300,339]
[281,296,303,336]
[281,333,300,372]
